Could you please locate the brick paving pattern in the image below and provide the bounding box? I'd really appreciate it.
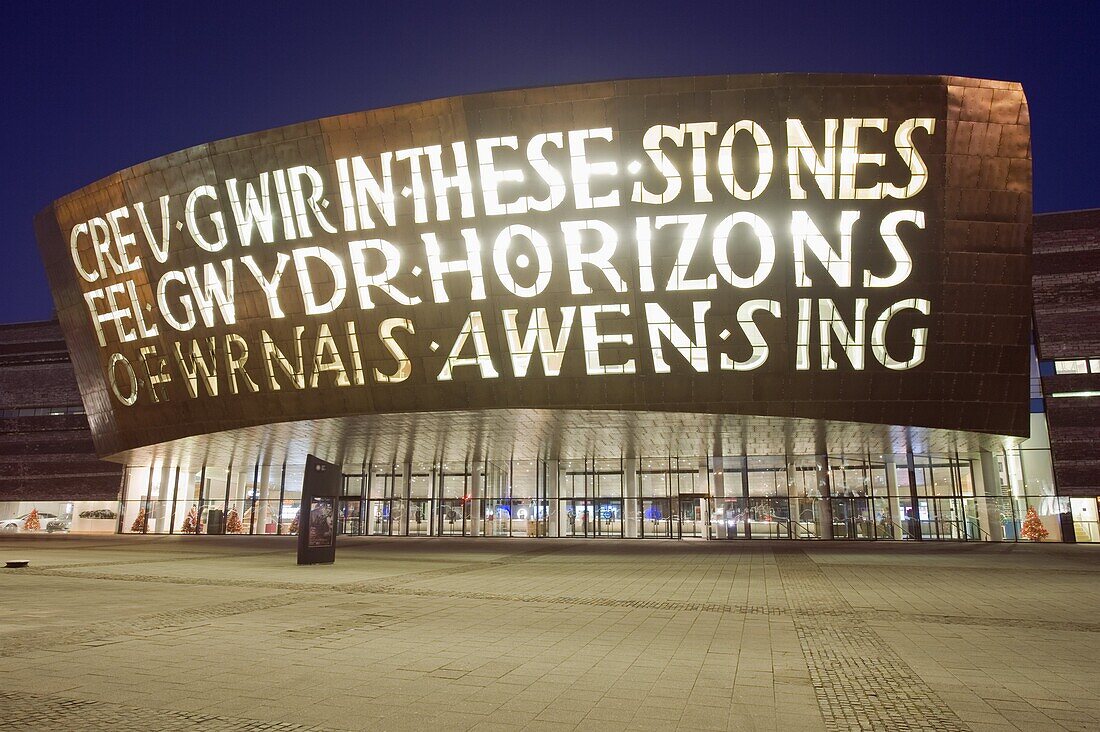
[1,536,1098,731]
[776,549,969,731]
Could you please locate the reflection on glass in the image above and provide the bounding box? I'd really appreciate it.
[78,452,1073,544]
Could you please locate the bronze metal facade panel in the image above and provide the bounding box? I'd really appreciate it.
[34,74,1032,465]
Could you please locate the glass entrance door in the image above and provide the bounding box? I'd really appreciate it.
[365,466,402,536]
[642,498,674,538]
[408,498,431,536]
[438,498,466,536]
[748,497,790,539]
[558,462,624,538]
[561,498,622,537]
[594,499,622,537]
[438,467,469,536]
[710,497,747,539]
[339,475,364,535]
[338,497,362,535]
[678,495,706,538]
[919,497,965,540]
[563,499,591,537]
[366,499,393,536]
[831,497,875,539]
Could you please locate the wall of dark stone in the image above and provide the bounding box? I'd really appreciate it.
[0,320,123,500]
[1034,209,1100,496]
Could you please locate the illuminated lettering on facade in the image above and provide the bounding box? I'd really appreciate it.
[62,115,941,408]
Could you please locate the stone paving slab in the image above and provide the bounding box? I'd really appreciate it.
[1,536,1099,731]
[0,690,337,731]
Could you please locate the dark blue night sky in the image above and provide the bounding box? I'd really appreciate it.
[1,1,1094,322]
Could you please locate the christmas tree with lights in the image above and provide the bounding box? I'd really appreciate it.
[225,507,244,534]
[180,506,200,534]
[130,507,147,533]
[1021,506,1049,542]
[24,508,41,531]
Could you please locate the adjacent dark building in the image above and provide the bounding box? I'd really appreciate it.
[1033,210,1100,500]
[0,320,123,531]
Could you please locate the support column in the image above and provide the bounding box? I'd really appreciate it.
[690,460,705,539]
[740,456,751,539]
[396,462,411,536]
[547,460,560,537]
[150,465,174,534]
[816,454,834,540]
[906,451,923,541]
[256,463,279,535]
[624,458,640,538]
[712,458,727,540]
[977,450,1005,541]
[884,457,905,540]
[469,461,483,537]
[786,459,802,538]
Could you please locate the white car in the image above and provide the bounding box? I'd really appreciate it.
[0,512,58,532]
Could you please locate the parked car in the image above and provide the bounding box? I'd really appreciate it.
[46,517,71,533]
[0,512,58,532]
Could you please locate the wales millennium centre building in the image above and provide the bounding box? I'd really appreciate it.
[6,73,1100,544]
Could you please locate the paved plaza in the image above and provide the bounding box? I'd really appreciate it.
[1,536,1098,731]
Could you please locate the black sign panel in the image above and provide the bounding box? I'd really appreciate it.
[297,454,341,564]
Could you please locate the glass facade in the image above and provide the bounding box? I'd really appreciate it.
[5,408,1092,542]
[104,435,1087,543]
[0,500,115,534]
